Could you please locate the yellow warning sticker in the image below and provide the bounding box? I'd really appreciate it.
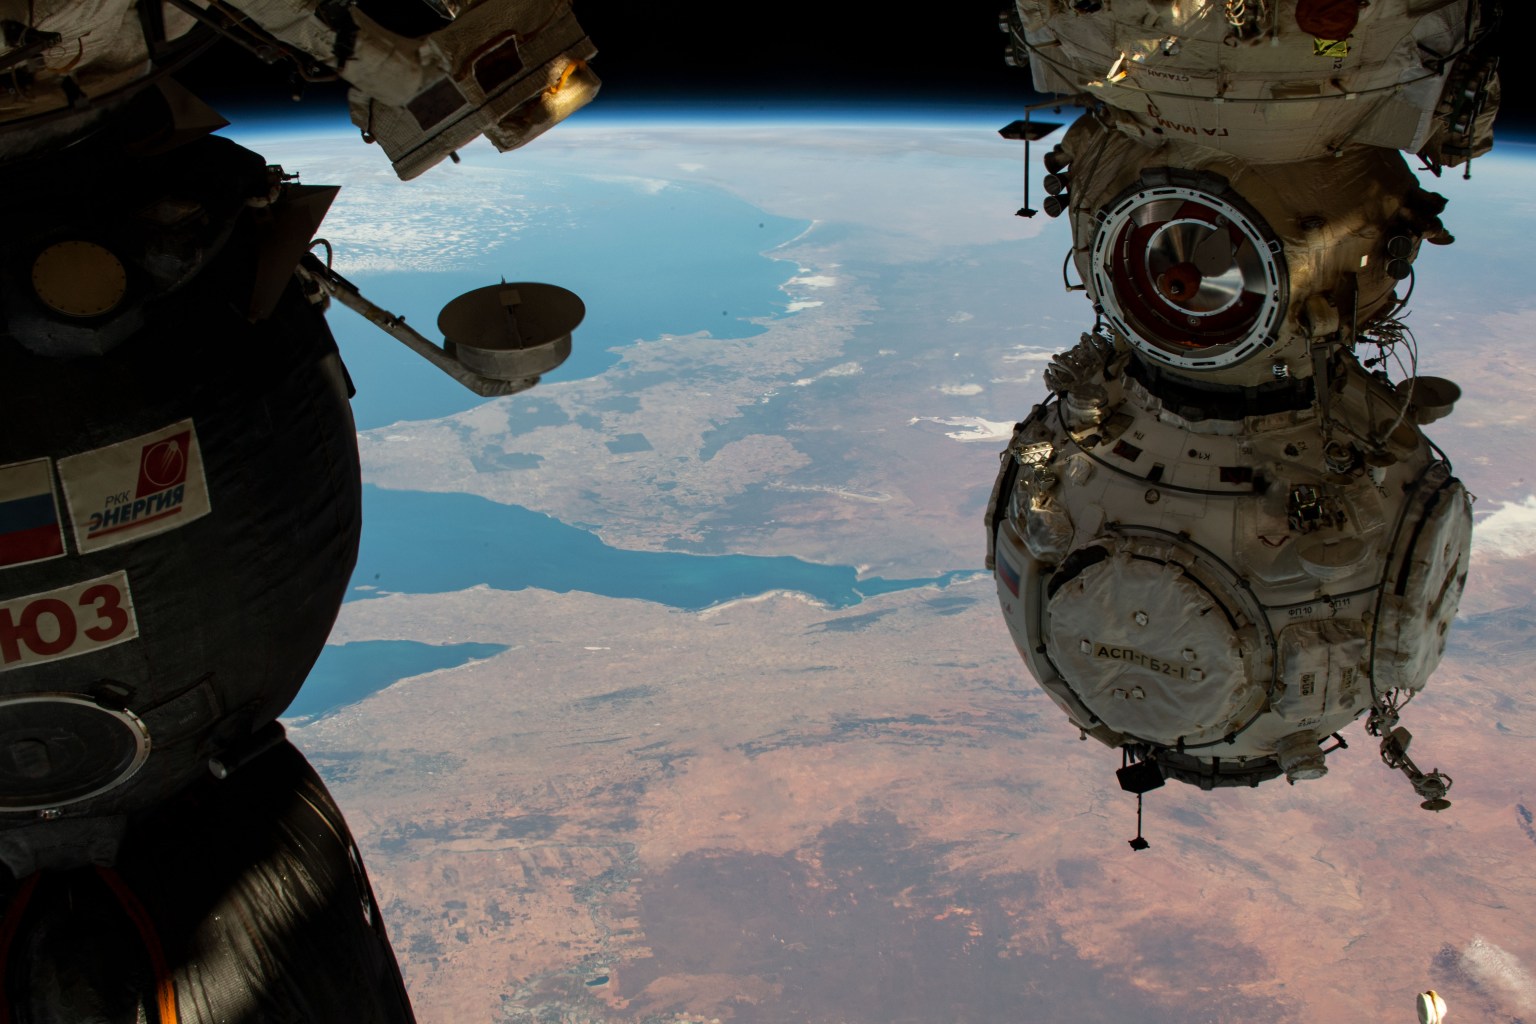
[1313,38,1349,58]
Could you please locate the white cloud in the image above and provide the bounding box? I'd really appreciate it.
[584,173,670,194]
[947,312,975,324]
[938,384,984,396]
[789,361,862,387]
[1460,936,1536,1012]
[786,274,837,288]
[1473,496,1536,559]
[786,300,823,312]
[1002,347,1058,363]
[910,416,1015,442]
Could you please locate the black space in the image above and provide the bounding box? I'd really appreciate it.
[575,2,1030,106]
[173,1,1532,132]
[177,2,1029,110]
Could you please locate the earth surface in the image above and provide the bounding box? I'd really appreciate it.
[233,110,1536,1024]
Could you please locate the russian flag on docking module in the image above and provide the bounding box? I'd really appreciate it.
[0,458,65,568]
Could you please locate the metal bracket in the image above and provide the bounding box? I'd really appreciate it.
[299,251,580,398]
[1378,725,1453,811]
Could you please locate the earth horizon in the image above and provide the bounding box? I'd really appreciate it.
[223,111,1536,1024]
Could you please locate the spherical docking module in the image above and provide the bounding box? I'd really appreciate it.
[986,336,1469,799]
[986,1,1493,827]
[983,160,1470,809]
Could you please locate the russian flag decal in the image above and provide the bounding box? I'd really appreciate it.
[998,550,1021,597]
[0,459,66,569]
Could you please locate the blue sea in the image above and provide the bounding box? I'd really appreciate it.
[351,485,975,610]
[231,112,983,718]
[304,484,978,720]
[305,484,978,720]
[326,175,809,429]
[230,110,811,431]
[292,641,508,720]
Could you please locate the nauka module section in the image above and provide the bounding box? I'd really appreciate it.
[986,0,1498,819]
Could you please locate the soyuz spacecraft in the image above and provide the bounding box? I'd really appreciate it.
[986,0,1499,834]
[0,1,591,1018]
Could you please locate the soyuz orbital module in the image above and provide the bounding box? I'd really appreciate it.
[1,1,593,1018]
[986,0,1499,824]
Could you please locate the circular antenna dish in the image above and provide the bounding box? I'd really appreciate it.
[438,283,584,383]
[1401,376,1461,425]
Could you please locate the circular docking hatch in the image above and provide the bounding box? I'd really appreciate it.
[1045,543,1268,748]
[0,694,151,812]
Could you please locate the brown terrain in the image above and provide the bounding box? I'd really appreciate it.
[275,127,1536,1023]
[296,559,1536,1024]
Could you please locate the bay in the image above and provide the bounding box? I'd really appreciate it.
[351,484,978,611]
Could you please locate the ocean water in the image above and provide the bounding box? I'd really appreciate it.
[291,640,507,720]
[325,176,808,430]
[296,484,977,717]
[298,485,978,718]
[250,116,979,716]
[352,485,978,611]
